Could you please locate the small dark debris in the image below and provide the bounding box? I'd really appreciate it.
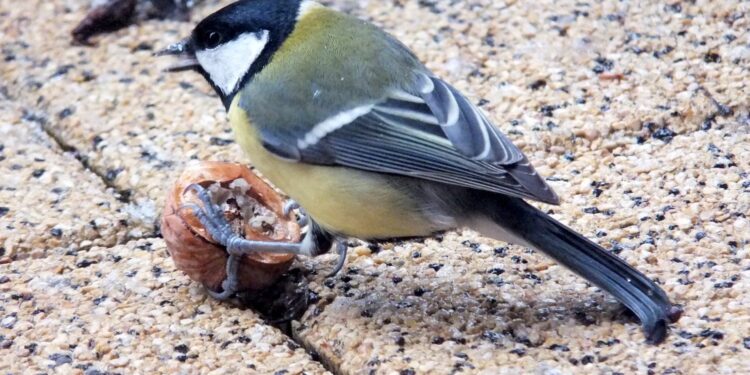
[58,107,75,120]
[540,104,559,117]
[0,207,9,217]
[704,52,721,63]
[432,336,445,344]
[653,45,675,58]
[487,267,504,275]
[529,79,547,90]
[583,207,600,214]
[51,228,63,237]
[593,57,614,73]
[413,287,426,297]
[699,329,724,340]
[174,344,189,354]
[714,281,733,289]
[549,343,570,352]
[32,169,45,178]
[24,343,38,354]
[76,259,97,268]
[391,276,403,284]
[427,263,443,272]
[743,337,750,349]
[652,127,676,142]
[581,355,595,365]
[399,369,416,375]
[509,348,526,356]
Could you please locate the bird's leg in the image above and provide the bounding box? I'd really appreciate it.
[284,199,348,276]
[183,184,320,299]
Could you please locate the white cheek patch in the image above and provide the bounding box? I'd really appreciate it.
[196,30,270,95]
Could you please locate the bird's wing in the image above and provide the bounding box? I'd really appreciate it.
[256,72,559,204]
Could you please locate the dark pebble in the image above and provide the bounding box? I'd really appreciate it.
[548,343,570,352]
[75,259,97,268]
[652,127,676,142]
[174,344,189,354]
[0,207,8,217]
[529,79,547,90]
[48,353,73,368]
[704,52,721,63]
[32,169,45,178]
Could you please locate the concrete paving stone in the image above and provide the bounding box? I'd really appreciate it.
[0,100,152,263]
[1,0,245,212]
[293,124,749,374]
[0,238,330,374]
[0,0,748,374]
[360,0,749,159]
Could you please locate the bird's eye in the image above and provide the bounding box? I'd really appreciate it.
[204,31,223,49]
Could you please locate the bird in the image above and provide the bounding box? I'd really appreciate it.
[158,0,679,343]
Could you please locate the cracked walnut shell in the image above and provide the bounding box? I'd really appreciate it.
[161,161,300,293]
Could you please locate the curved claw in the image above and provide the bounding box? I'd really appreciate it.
[208,255,240,300]
[283,200,299,217]
[283,199,309,227]
[327,242,348,277]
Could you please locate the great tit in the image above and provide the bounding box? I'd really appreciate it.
[158,0,679,343]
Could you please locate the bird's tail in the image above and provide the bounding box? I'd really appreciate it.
[473,196,680,344]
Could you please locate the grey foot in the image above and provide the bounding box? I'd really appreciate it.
[183,184,316,299]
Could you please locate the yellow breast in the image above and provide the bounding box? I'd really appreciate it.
[228,98,441,239]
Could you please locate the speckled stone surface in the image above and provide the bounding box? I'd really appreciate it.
[1,0,244,211]
[1,0,748,374]
[293,124,749,374]
[0,100,152,262]
[0,239,329,374]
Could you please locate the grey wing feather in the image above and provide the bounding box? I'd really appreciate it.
[260,72,559,204]
[416,73,525,165]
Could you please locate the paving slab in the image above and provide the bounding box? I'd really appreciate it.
[0,238,330,374]
[293,125,749,374]
[0,0,748,374]
[0,100,152,262]
[361,0,749,158]
[1,0,245,211]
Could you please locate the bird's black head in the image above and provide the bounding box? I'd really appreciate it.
[158,0,303,108]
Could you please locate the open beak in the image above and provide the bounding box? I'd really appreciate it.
[155,38,199,72]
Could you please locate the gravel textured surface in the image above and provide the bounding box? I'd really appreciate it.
[0,239,329,374]
[1,0,748,374]
[0,100,152,262]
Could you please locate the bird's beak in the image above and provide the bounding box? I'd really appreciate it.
[155,37,199,72]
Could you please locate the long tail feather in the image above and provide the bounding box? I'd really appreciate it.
[477,196,680,344]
